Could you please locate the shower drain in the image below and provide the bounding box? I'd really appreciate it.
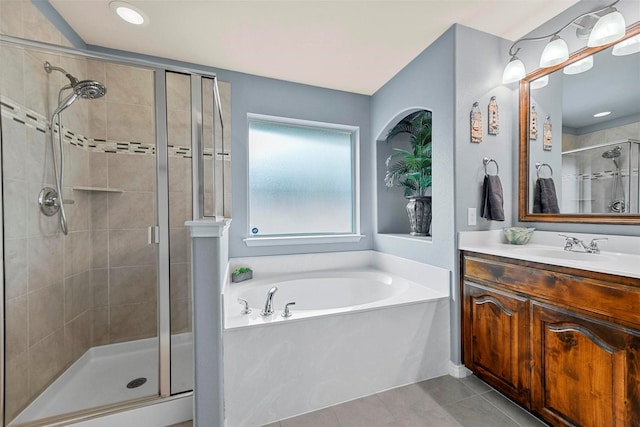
[126,377,147,389]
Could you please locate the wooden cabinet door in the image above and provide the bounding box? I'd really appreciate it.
[463,282,530,407]
[532,303,640,427]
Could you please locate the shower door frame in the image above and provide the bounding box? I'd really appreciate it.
[0,34,219,426]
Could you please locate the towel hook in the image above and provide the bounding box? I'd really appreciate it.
[535,162,553,179]
[482,157,499,176]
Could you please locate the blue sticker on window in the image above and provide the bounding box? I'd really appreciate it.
[251,227,259,234]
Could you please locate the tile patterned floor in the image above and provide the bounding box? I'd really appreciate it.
[170,375,549,427]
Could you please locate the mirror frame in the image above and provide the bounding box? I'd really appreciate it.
[519,22,640,224]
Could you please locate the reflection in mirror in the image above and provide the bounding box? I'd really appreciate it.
[520,22,640,223]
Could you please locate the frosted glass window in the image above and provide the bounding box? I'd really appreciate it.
[248,117,357,237]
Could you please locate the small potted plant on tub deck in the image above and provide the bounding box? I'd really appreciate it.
[384,110,433,236]
[232,267,253,283]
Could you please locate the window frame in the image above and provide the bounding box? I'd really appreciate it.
[244,113,362,246]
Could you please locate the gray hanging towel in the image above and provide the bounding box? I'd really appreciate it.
[533,177,560,213]
[481,175,505,221]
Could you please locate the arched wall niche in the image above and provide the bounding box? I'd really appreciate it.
[376,106,432,235]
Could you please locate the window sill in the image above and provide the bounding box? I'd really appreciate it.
[377,233,432,243]
[243,234,365,247]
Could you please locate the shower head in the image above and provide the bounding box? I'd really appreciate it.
[44,61,106,101]
[73,80,106,99]
[602,146,622,159]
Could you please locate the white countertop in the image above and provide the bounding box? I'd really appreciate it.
[459,230,640,280]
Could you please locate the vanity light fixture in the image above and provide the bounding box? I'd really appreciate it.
[613,33,640,56]
[502,0,626,84]
[110,1,148,25]
[593,111,612,118]
[563,55,594,75]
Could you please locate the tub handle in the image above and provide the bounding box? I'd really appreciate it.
[238,298,251,315]
[282,302,296,318]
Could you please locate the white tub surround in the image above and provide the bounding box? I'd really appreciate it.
[459,230,640,279]
[186,219,231,427]
[224,251,450,427]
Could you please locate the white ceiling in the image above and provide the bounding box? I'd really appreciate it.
[49,0,579,95]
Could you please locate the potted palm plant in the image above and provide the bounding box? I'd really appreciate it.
[384,110,432,236]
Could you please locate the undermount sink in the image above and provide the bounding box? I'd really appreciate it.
[514,247,614,262]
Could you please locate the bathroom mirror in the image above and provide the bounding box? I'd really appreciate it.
[519,22,640,224]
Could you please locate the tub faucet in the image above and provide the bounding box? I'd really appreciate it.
[261,286,278,316]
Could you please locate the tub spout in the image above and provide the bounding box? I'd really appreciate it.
[261,286,278,316]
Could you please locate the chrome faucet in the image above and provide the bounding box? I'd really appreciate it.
[261,286,278,316]
[559,234,607,254]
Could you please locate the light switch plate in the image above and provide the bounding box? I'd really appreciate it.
[467,208,477,226]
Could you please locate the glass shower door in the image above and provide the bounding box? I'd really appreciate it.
[166,71,194,395]
[1,44,161,424]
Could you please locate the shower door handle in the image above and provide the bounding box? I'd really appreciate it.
[148,225,160,244]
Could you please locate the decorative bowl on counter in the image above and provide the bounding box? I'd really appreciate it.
[503,227,535,245]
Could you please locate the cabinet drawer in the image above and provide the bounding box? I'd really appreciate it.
[463,253,640,329]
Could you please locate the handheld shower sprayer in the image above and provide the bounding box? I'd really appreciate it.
[601,146,626,213]
[41,62,107,235]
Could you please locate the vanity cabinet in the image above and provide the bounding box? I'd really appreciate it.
[463,282,530,407]
[461,251,640,427]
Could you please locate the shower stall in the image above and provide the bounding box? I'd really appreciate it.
[0,37,230,426]
[561,139,640,214]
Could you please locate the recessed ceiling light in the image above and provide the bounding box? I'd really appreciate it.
[593,111,611,118]
[109,1,148,25]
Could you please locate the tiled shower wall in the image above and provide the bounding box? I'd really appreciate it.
[1,0,94,420]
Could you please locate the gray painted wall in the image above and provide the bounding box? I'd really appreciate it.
[452,24,517,364]
[454,25,515,233]
[371,27,456,270]
[212,69,373,258]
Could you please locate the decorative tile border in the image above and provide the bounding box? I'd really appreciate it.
[0,96,229,161]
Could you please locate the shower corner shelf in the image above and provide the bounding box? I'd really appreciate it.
[73,186,124,193]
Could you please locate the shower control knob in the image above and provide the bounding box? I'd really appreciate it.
[38,187,60,216]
